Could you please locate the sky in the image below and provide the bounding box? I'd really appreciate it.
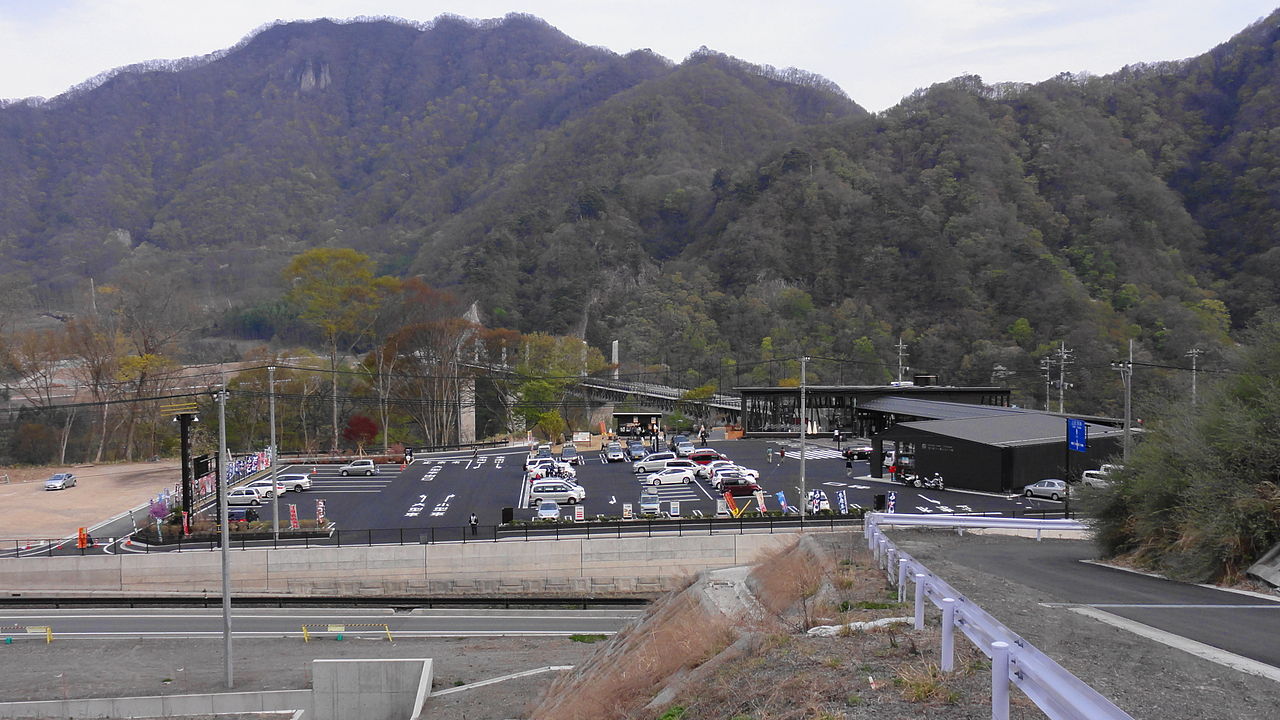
[0,0,1276,111]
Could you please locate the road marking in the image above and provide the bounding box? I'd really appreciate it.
[1070,606,1280,683]
[431,665,575,696]
[1043,603,1280,609]
[919,494,939,504]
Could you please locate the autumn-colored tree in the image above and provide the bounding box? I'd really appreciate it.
[284,248,399,452]
[342,414,380,455]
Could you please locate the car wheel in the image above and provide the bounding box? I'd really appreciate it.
[341,470,349,476]
[1050,493,1060,501]
[293,485,303,492]
[650,479,660,486]
[683,478,691,484]
[912,478,922,488]
[250,499,260,506]
[1024,489,1034,497]
[530,498,541,508]
[566,498,577,505]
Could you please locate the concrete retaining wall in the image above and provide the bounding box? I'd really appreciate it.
[0,689,310,719]
[0,533,801,597]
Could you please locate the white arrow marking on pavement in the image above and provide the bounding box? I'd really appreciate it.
[919,494,940,504]
[610,496,616,504]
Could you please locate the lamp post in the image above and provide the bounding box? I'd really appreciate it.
[216,387,233,689]
[268,366,279,542]
[800,355,809,519]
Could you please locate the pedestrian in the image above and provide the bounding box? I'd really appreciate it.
[845,449,854,478]
[767,446,774,465]
[779,447,786,463]
[469,513,478,536]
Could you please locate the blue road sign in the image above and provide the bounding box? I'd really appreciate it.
[1067,418,1088,452]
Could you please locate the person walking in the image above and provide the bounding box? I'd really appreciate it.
[778,447,786,463]
[469,513,478,536]
[844,449,854,478]
[767,446,774,465]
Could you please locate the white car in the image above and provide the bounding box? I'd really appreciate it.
[632,452,675,473]
[525,458,576,479]
[536,501,561,520]
[245,478,287,498]
[701,460,759,482]
[339,459,379,476]
[275,473,312,492]
[227,487,263,506]
[674,441,696,457]
[644,468,695,486]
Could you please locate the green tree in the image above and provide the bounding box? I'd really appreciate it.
[1088,311,1280,582]
[284,248,398,452]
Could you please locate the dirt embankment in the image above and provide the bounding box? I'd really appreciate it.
[529,533,1037,720]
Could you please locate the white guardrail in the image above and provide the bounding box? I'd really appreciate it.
[864,513,1132,720]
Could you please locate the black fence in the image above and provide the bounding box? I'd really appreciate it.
[2,508,1074,557]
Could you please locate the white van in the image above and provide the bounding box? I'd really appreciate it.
[528,479,586,507]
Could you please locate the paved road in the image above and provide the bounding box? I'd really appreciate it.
[0,607,641,639]
[931,539,1280,669]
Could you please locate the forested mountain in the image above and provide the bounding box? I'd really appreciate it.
[2,10,1279,416]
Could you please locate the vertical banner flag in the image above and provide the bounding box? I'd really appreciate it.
[836,490,848,514]
[775,491,789,513]
[723,492,739,516]
[288,504,300,530]
[1067,418,1088,452]
[315,499,326,525]
[753,490,767,513]
[887,491,897,514]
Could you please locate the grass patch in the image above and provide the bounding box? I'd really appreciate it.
[569,633,607,643]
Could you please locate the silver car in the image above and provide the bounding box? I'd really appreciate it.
[1023,479,1068,501]
[44,473,76,490]
[339,459,379,476]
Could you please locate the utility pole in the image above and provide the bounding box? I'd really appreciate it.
[1112,340,1134,462]
[1040,357,1053,411]
[1185,348,1203,407]
[1056,342,1074,414]
[895,337,909,383]
[800,355,809,520]
[216,387,233,689]
[268,366,279,542]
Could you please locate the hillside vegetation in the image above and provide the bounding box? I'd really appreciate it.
[1,12,1279,415]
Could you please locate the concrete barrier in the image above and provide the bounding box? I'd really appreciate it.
[0,532,802,597]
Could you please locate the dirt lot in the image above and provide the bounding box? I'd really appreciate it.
[0,460,181,541]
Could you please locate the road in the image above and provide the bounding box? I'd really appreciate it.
[924,538,1280,669]
[0,607,641,639]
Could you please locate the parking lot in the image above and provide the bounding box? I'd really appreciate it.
[225,439,1069,532]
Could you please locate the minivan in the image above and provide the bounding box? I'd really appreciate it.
[528,479,586,507]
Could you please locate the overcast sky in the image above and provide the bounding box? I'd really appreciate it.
[1,0,1276,111]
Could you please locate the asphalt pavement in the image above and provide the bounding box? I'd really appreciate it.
[909,535,1280,669]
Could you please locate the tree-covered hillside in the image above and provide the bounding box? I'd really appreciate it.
[3,11,1280,417]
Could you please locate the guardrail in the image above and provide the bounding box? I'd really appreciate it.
[0,624,52,643]
[864,513,1130,720]
[301,623,392,642]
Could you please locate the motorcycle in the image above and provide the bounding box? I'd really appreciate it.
[911,472,945,491]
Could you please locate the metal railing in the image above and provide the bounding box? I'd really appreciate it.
[864,513,1131,720]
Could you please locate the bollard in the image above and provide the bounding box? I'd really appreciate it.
[335,634,343,641]
[886,548,898,580]
[4,637,10,645]
[991,641,1010,720]
[913,573,926,630]
[877,539,887,569]
[897,559,909,603]
[941,598,956,672]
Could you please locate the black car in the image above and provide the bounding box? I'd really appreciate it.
[559,445,582,466]
[668,434,689,451]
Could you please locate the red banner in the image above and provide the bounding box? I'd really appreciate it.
[723,492,738,515]
[315,499,326,525]
[288,504,300,530]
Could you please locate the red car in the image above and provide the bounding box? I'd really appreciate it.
[720,478,762,497]
[687,449,726,465]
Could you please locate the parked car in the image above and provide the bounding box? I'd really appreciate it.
[536,501,561,520]
[638,490,662,517]
[668,434,689,452]
[632,452,678,473]
[227,487,263,506]
[687,449,726,465]
[528,479,585,507]
[227,507,259,523]
[712,470,761,491]
[603,442,627,462]
[1024,479,1068,501]
[720,477,763,497]
[674,440,696,457]
[339,459,379,476]
[1081,469,1112,488]
[559,445,583,466]
[245,478,287,498]
[626,441,649,461]
[44,473,76,490]
[701,460,759,481]
[644,467,695,486]
[275,473,312,492]
[525,458,576,479]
